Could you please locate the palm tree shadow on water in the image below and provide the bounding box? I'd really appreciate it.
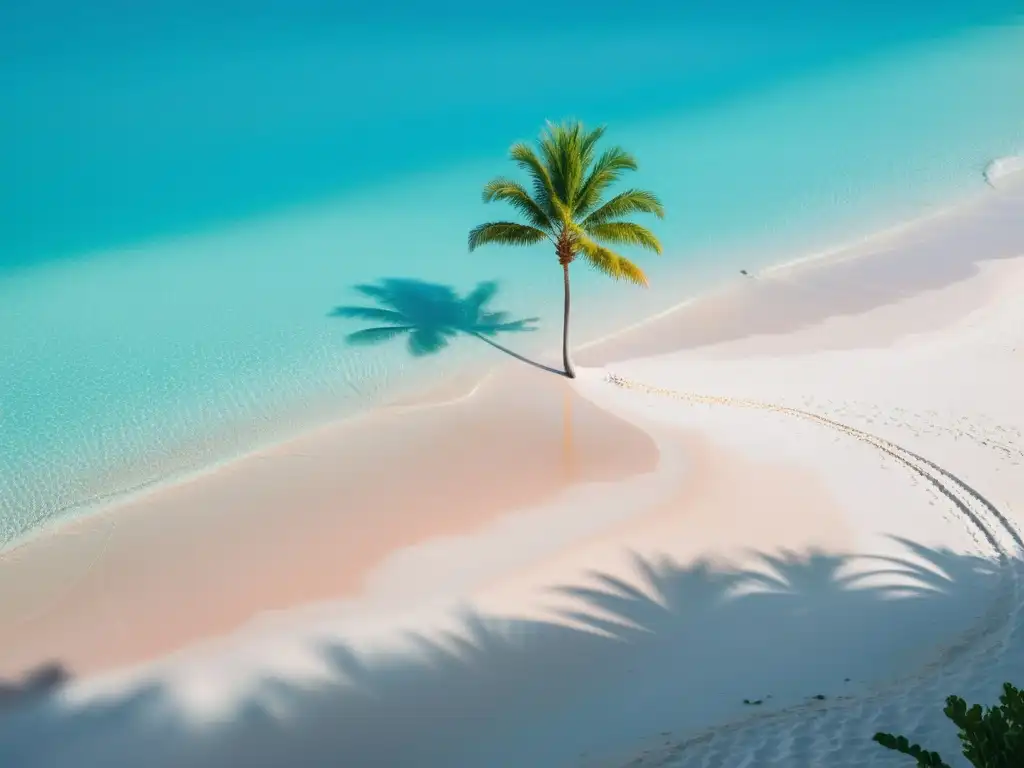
[329,278,564,376]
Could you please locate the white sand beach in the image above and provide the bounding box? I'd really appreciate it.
[1,164,1023,767]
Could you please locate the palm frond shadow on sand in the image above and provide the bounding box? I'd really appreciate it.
[0,538,1014,768]
[329,277,563,375]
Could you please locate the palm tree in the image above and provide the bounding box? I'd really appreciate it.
[469,120,664,378]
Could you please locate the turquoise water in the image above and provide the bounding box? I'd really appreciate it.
[1,3,1022,542]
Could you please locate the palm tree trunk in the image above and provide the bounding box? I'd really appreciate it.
[561,262,575,378]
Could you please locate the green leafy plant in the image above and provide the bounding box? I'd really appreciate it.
[873,682,1024,767]
[469,119,664,378]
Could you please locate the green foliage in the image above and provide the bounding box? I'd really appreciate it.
[469,119,663,285]
[873,733,952,767]
[872,682,1024,767]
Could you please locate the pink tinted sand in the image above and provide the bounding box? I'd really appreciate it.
[472,429,855,627]
[0,369,657,678]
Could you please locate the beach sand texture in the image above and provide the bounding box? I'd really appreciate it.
[0,170,1023,766]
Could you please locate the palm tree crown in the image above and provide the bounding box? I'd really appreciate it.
[468,120,664,378]
[468,120,664,284]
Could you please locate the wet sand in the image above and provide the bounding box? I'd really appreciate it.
[0,367,658,678]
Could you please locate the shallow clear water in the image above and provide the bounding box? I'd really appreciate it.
[1,2,1022,541]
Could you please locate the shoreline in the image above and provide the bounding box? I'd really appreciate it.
[0,161,1022,767]
[0,370,499,557]
[6,161,1019,555]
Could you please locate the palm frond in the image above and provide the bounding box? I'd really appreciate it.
[351,283,391,302]
[509,142,558,219]
[576,235,649,286]
[583,189,665,227]
[330,306,407,323]
[408,327,457,356]
[538,120,599,213]
[481,177,554,231]
[585,221,663,254]
[579,124,607,168]
[478,315,540,334]
[575,147,638,217]
[463,280,500,314]
[346,326,412,345]
[468,222,550,251]
[537,125,569,211]
[572,123,607,208]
